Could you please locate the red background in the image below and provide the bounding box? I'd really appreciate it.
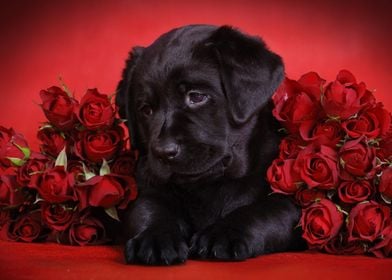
[0,0,391,150]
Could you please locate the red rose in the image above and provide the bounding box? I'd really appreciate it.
[360,89,377,110]
[64,213,107,246]
[75,128,123,163]
[300,120,344,148]
[11,211,45,242]
[342,103,391,139]
[0,209,9,226]
[273,78,320,133]
[40,86,78,130]
[77,174,137,210]
[379,167,392,200]
[324,233,365,255]
[41,203,76,231]
[347,201,390,242]
[295,188,325,207]
[339,137,376,180]
[278,136,305,159]
[294,144,339,190]
[378,130,392,161]
[0,126,13,148]
[0,130,30,167]
[76,89,115,130]
[110,151,136,176]
[370,226,392,258]
[267,158,301,195]
[37,166,76,203]
[0,219,17,241]
[16,152,48,188]
[37,127,66,158]
[321,70,366,120]
[67,160,85,183]
[337,180,373,204]
[297,71,326,101]
[0,175,24,207]
[300,199,344,247]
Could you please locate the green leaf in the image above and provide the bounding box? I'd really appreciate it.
[34,194,44,204]
[381,193,392,205]
[39,124,53,131]
[55,147,67,169]
[81,162,95,180]
[6,157,25,167]
[58,76,73,98]
[99,159,111,176]
[105,207,120,222]
[12,142,31,159]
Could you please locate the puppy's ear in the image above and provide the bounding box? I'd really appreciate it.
[116,47,144,150]
[204,26,284,124]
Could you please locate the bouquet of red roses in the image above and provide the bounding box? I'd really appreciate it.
[267,70,392,257]
[0,84,137,245]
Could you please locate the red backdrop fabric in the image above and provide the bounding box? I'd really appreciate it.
[1,1,392,279]
[1,241,392,280]
[0,0,391,150]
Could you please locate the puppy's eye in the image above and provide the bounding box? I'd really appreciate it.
[186,91,209,106]
[140,104,153,116]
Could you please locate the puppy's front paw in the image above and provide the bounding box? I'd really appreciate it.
[124,228,189,265]
[190,223,258,261]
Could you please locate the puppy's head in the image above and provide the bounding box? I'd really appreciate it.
[116,25,284,184]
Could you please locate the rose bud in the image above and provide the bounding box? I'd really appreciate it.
[41,203,76,231]
[0,130,30,167]
[16,152,48,188]
[339,137,376,180]
[0,175,24,207]
[37,127,66,158]
[379,167,392,200]
[321,70,367,120]
[295,188,326,207]
[324,233,365,255]
[342,103,391,139]
[267,158,301,195]
[272,78,320,134]
[337,180,373,204]
[65,213,107,246]
[278,136,305,159]
[300,199,344,248]
[347,201,390,242]
[110,151,136,176]
[300,120,344,148]
[11,211,45,242]
[75,128,123,163]
[77,174,137,210]
[40,86,79,130]
[76,88,115,130]
[37,166,76,203]
[294,144,339,190]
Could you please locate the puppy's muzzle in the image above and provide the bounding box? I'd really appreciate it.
[151,140,180,162]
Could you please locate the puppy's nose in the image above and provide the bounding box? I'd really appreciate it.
[152,142,180,161]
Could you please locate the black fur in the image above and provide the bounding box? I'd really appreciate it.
[116,25,305,265]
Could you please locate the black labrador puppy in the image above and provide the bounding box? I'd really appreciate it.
[116,25,304,265]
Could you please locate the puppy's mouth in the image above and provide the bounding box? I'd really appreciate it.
[170,155,232,184]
